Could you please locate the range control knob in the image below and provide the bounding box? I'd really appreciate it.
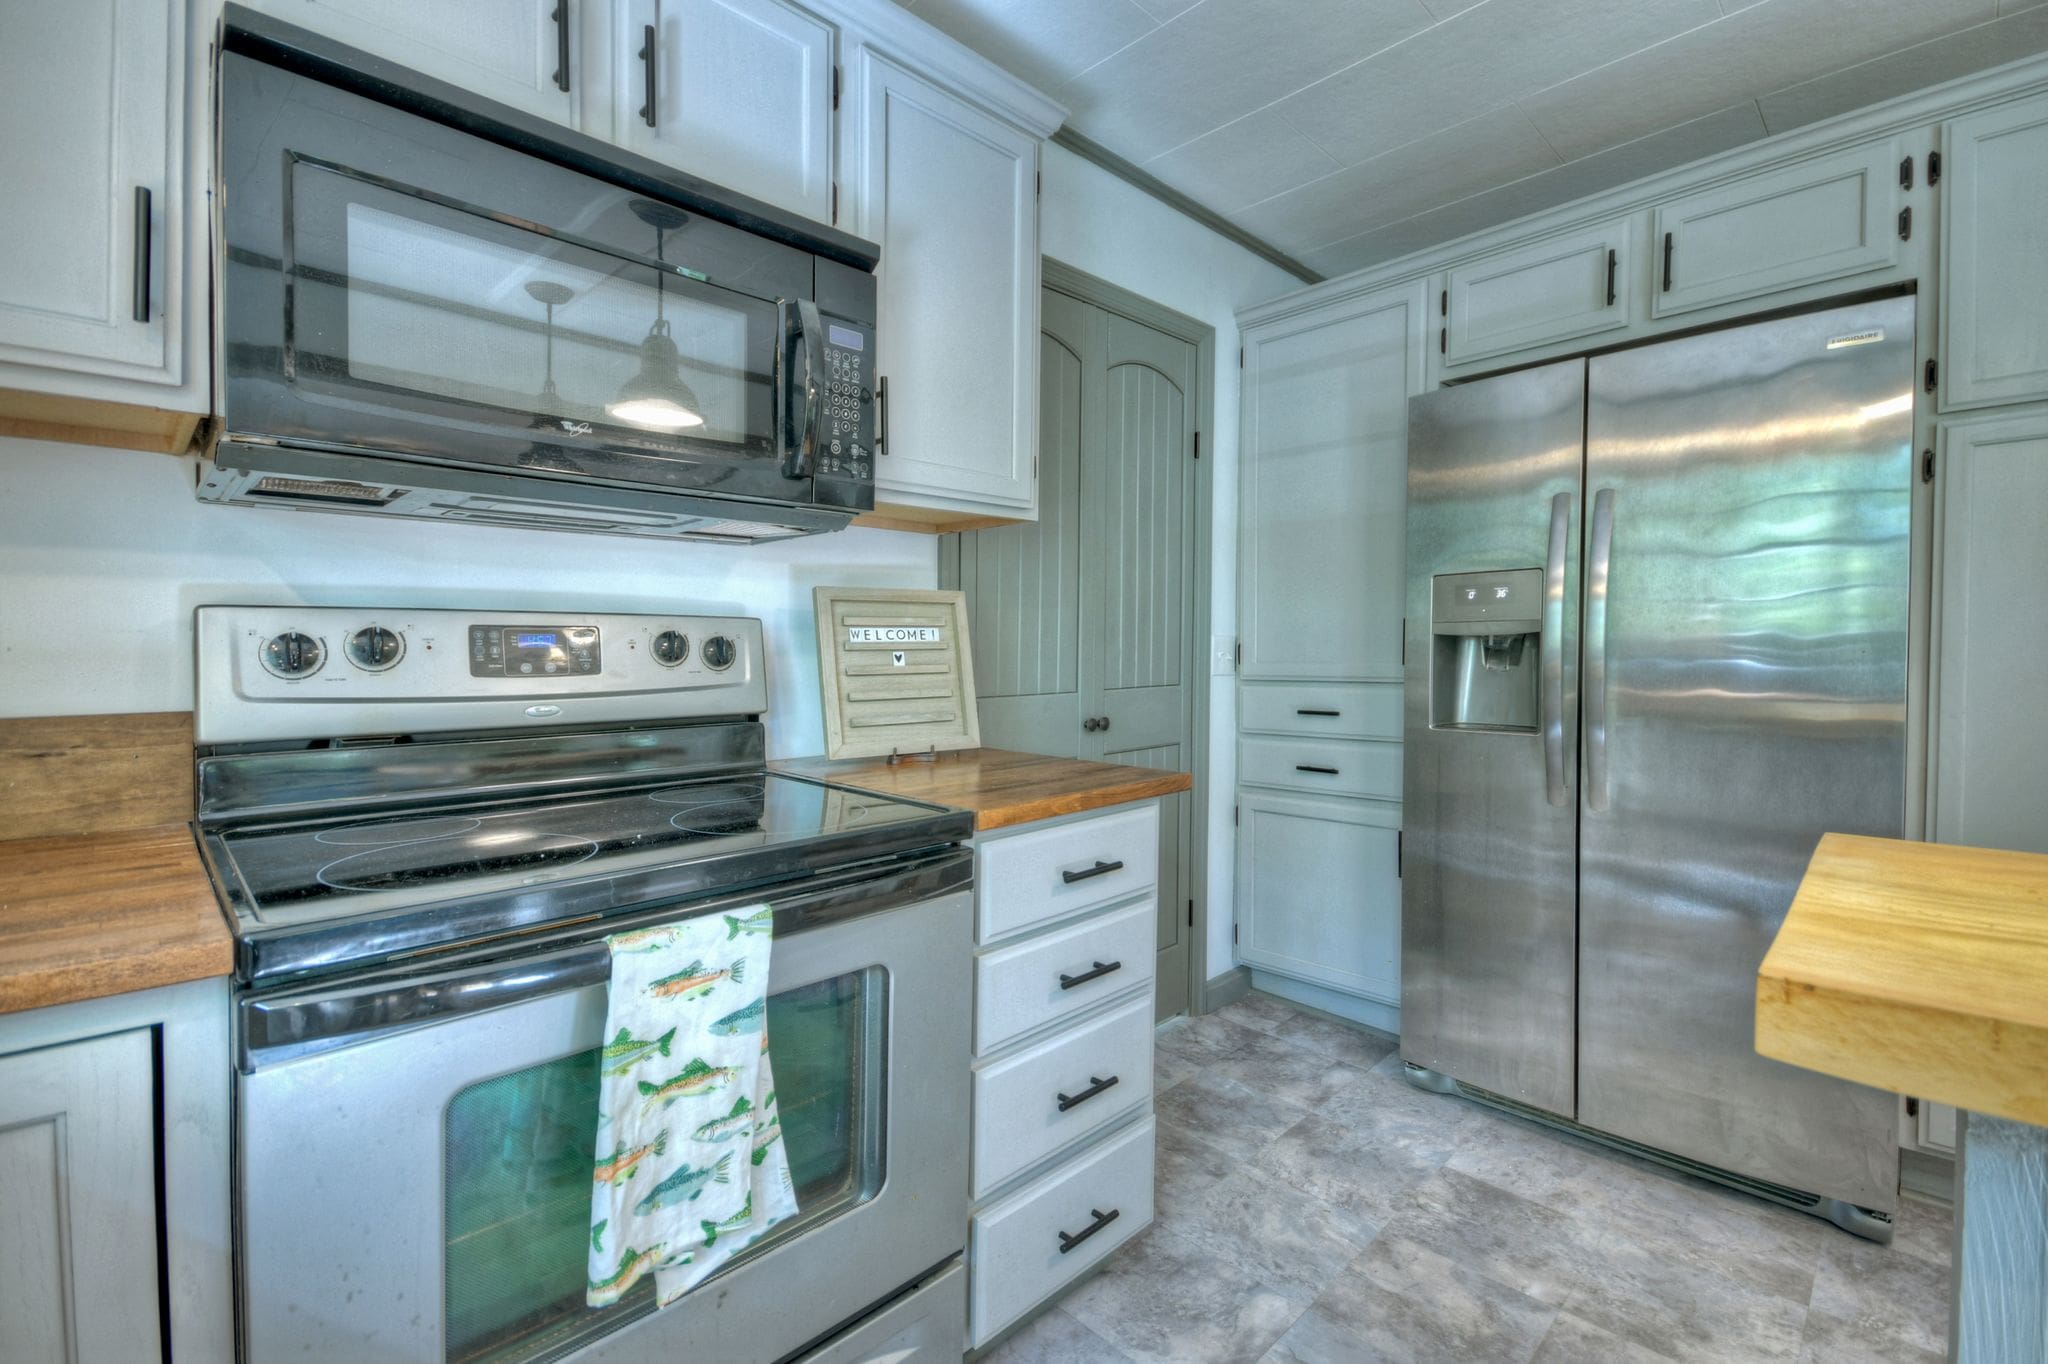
[347,626,404,671]
[260,631,325,679]
[701,634,737,671]
[651,629,690,667]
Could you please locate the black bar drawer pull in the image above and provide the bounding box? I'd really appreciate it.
[1296,764,1339,775]
[1661,231,1673,292]
[131,186,151,323]
[638,23,657,127]
[1056,1075,1120,1113]
[1061,859,1124,884]
[1605,247,1617,307]
[551,0,570,92]
[1058,960,1122,991]
[1295,708,1340,717]
[1057,1207,1121,1254]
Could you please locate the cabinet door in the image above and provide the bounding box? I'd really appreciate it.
[0,1029,161,1362]
[1941,95,2048,410]
[1931,413,2048,855]
[1235,791,1400,1003]
[1651,140,1902,319]
[0,0,179,382]
[1445,218,1633,367]
[1239,283,1426,680]
[855,52,1039,518]
[249,0,578,125]
[617,0,834,221]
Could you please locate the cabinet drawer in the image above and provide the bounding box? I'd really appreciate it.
[977,805,1159,944]
[1445,217,1634,366]
[969,1116,1154,1347]
[1652,140,1901,318]
[972,993,1152,1197]
[976,899,1156,1056]
[1240,735,1401,800]
[1241,683,1401,740]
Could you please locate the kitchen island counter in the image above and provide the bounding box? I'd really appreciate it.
[773,748,1192,832]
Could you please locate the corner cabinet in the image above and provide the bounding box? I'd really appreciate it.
[847,50,1042,523]
[1940,93,2048,411]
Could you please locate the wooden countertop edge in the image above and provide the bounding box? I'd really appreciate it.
[967,769,1193,832]
[772,752,1192,831]
[0,937,234,1016]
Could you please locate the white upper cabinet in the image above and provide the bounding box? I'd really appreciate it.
[252,0,581,126]
[615,0,834,221]
[1443,217,1636,368]
[850,51,1040,519]
[1650,139,1904,319]
[1941,93,2048,411]
[0,0,186,393]
[1239,282,1428,680]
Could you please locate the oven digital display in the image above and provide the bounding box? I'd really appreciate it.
[468,624,603,677]
[514,632,559,650]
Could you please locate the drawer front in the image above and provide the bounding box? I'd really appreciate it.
[976,899,1156,1057]
[1236,790,1401,1003]
[977,805,1159,944]
[969,1117,1155,1347]
[1652,139,1901,318]
[972,993,1153,1197]
[1445,217,1634,366]
[798,1262,965,1363]
[1240,682,1401,740]
[1239,735,1401,799]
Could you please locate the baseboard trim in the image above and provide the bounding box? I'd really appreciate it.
[1249,970,1401,1036]
[1197,965,1251,1013]
[1901,1147,1956,1204]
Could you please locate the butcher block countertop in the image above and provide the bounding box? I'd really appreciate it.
[773,748,1192,832]
[1757,832,2048,1127]
[0,825,232,1015]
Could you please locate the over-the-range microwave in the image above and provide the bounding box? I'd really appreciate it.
[204,5,879,543]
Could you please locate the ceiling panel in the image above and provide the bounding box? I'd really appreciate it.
[1758,6,2048,131]
[1128,0,1201,22]
[1520,0,1997,161]
[1144,109,1344,213]
[901,0,1160,93]
[1058,0,1436,164]
[1276,0,1721,168]
[1232,104,1561,253]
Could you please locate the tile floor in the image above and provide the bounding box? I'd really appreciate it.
[984,991,1953,1364]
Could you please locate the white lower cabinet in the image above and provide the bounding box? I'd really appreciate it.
[1235,791,1402,1005]
[967,802,1159,1349]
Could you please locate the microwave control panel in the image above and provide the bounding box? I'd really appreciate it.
[818,317,875,481]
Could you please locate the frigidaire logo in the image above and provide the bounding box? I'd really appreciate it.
[558,420,594,435]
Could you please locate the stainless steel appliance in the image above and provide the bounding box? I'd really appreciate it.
[1401,296,1914,1238]
[205,6,879,544]
[192,605,974,1361]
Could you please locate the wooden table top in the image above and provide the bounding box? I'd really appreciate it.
[0,824,233,1015]
[773,748,1192,832]
[1757,832,2048,1126]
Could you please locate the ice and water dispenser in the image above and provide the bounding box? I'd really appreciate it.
[1430,569,1543,732]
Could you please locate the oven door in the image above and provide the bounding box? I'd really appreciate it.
[236,854,969,1363]
[220,49,822,507]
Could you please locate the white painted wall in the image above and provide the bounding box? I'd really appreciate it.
[1038,141,1302,989]
[0,439,935,759]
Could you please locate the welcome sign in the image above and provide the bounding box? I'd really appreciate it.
[814,588,980,760]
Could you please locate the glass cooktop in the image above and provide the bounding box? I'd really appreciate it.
[205,772,960,933]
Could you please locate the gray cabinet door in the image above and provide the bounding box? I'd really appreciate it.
[1650,139,1902,319]
[1932,412,2048,853]
[1444,217,1634,368]
[1940,93,2048,411]
[1238,282,1427,681]
[1235,791,1401,1003]
[0,1028,161,1362]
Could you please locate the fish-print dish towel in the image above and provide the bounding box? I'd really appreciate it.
[588,905,794,1309]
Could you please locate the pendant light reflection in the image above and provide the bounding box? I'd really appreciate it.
[609,200,704,431]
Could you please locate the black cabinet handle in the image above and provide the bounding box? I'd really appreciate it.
[1605,247,1617,307]
[1061,859,1125,885]
[1296,764,1339,775]
[131,186,151,324]
[1055,1075,1119,1113]
[551,1,571,92]
[1661,231,1673,292]
[1058,960,1122,991]
[876,374,888,453]
[1295,708,1340,717]
[638,23,657,127]
[1057,1207,1121,1254]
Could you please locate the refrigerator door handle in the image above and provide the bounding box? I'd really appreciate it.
[1585,487,1616,812]
[1542,490,1572,806]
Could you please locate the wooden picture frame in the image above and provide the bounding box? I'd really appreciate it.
[813,587,981,760]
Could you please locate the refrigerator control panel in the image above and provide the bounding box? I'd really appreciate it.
[1432,568,1542,634]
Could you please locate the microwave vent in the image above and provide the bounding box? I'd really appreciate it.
[250,476,399,506]
[682,519,811,543]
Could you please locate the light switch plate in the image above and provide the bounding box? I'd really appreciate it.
[1211,635,1237,675]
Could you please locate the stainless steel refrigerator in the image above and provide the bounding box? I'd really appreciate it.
[1400,295,1914,1235]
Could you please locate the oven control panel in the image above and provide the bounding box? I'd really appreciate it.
[196,606,767,745]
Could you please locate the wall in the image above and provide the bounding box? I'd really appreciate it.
[1038,141,1303,987]
[0,440,935,759]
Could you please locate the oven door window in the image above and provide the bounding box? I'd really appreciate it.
[442,968,885,1364]
[285,158,791,488]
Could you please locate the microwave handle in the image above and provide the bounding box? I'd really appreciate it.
[784,298,826,479]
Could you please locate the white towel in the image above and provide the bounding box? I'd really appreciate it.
[587,905,797,1309]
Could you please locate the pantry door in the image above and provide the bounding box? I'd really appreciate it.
[946,278,1200,1020]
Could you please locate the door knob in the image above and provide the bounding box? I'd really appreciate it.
[1097,716,1110,732]
[1081,715,1110,733]
[1082,717,1100,732]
